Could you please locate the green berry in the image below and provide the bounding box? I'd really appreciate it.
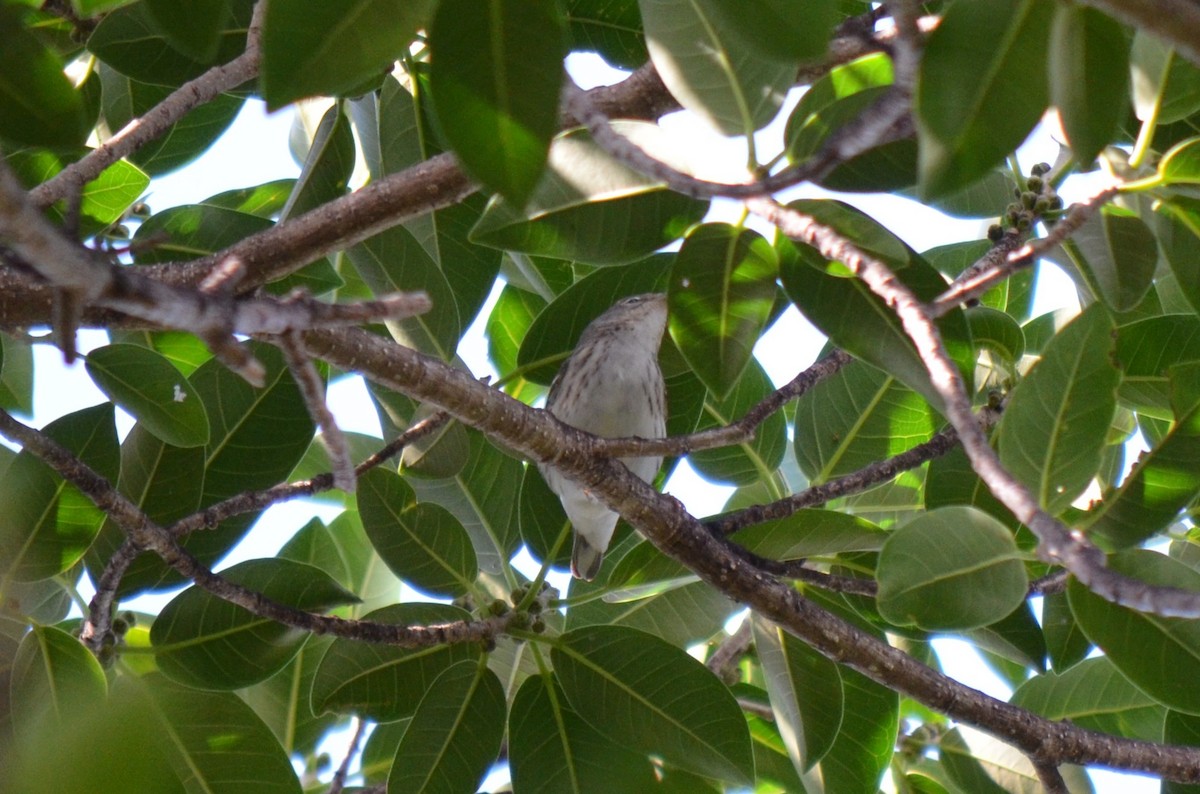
[987,224,1005,242]
[1026,175,1044,192]
[1031,162,1051,176]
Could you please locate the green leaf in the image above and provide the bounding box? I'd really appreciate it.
[5,147,150,234]
[99,64,243,176]
[1086,362,1200,549]
[0,332,33,414]
[85,344,210,448]
[1130,31,1200,124]
[925,444,1016,529]
[1115,314,1200,418]
[877,506,1027,630]
[1048,4,1129,164]
[706,0,837,63]
[471,123,708,264]
[386,661,505,794]
[357,467,479,598]
[203,179,296,217]
[998,304,1118,514]
[690,358,787,486]
[777,199,973,410]
[408,428,523,574]
[1042,591,1092,671]
[260,0,435,108]
[239,634,340,756]
[151,558,358,690]
[1061,207,1158,313]
[966,306,1026,366]
[11,625,106,733]
[793,359,936,483]
[916,0,1052,197]
[637,0,794,136]
[487,285,548,397]
[430,0,564,207]
[88,0,252,87]
[668,223,778,399]
[133,203,275,263]
[144,0,230,62]
[0,403,118,583]
[1158,138,1200,187]
[1069,549,1200,714]
[565,0,647,69]
[310,603,480,722]
[509,674,658,794]
[517,254,673,383]
[1156,197,1200,317]
[786,53,917,192]
[553,625,754,784]
[0,5,90,147]
[566,579,736,647]
[1012,657,1163,741]
[346,226,461,359]
[279,106,355,222]
[6,672,301,794]
[752,613,843,773]
[941,725,1091,794]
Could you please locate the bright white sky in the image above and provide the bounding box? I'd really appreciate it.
[21,53,1152,792]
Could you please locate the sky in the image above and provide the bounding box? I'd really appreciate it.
[17,52,1155,792]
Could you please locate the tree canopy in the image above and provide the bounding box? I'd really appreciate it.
[5,0,1200,792]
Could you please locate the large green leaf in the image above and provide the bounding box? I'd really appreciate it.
[151,558,358,690]
[509,674,657,794]
[638,0,794,136]
[278,106,355,223]
[1061,206,1158,313]
[357,467,478,598]
[1155,197,1200,317]
[1069,550,1200,715]
[0,403,118,583]
[85,344,210,448]
[916,0,1052,197]
[519,465,573,571]
[0,5,89,148]
[1130,31,1200,124]
[310,603,480,722]
[1011,657,1163,742]
[5,147,150,235]
[430,0,564,207]
[793,359,936,483]
[386,661,505,794]
[346,225,462,359]
[689,358,786,486]
[668,223,778,399]
[88,0,252,87]
[752,614,843,774]
[279,511,401,617]
[705,0,837,64]
[1086,362,1200,549]
[6,672,301,794]
[941,724,1092,794]
[877,506,1028,631]
[10,625,106,733]
[260,0,435,108]
[1048,4,1129,164]
[553,625,754,784]
[998,304,1118,515]
[144,0,230,62]
[471,123,708,265]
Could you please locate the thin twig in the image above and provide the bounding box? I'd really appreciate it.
[328,718,368,794]
[278,329,356,492]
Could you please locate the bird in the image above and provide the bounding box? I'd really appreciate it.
[539,293,668,580]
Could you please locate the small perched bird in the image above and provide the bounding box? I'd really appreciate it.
[539,294,668,580]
